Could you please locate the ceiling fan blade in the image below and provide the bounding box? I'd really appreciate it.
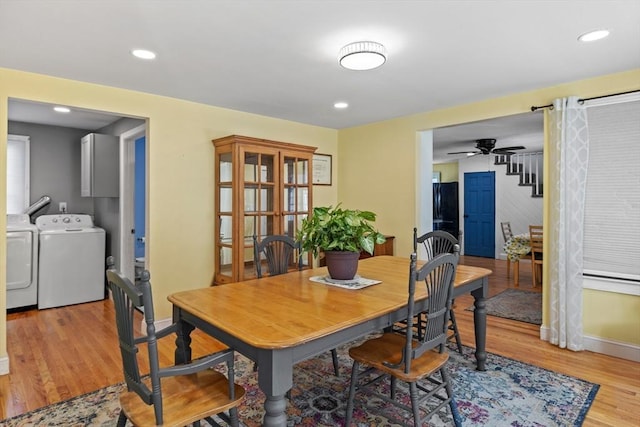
[492,145,526,153]
[447,150,480,155]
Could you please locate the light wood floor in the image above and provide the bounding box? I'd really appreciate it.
[1,256,638,425]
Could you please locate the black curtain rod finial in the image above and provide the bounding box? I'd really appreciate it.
[531,104,553,112]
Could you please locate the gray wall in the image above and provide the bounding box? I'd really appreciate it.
[94,117,145,265]
[8,121,94,217]
[98,117,144,136]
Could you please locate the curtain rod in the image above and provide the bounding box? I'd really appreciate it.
[530,89,640,112]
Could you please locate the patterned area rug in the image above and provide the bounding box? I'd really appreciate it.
[2,339,597,426]
[466,288,542,325]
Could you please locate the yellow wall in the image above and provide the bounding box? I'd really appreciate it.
[0,68,339,361]
[433,162,459,182]
[583,289,640,344]
[338,69,640,346]
[2,67,639,367]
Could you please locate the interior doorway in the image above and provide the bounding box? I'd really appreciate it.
[119,124,147,281]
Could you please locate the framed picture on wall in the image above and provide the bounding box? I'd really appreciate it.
[312,153,332,185]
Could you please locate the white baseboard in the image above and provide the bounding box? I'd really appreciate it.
[0,355,9,375]
[540,324,549,341]
[540,325,639,362]
[583,334,640,362]
[138,317,173,334]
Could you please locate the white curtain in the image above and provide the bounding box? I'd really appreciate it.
[546,96,589,351]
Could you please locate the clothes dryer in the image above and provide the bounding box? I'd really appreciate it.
[6,214,39,309]
[36,214,105,309]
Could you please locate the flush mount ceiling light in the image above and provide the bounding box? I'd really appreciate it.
[339,41,386,71]
[131,48,156,60]
[334,101,349,109]
[53,106,70,113]
[578,29,610,42]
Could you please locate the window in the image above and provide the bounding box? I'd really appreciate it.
[583,94,640,284]
[6,134,30,214]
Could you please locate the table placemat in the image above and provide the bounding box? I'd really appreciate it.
[309,275,382,290]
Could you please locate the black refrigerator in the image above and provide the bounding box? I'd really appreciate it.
[433,182,459,240]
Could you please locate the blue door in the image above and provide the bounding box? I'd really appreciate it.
[463,171,495,257]
[134,136,145,259]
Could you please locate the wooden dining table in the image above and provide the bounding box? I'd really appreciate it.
[169,255,492,427]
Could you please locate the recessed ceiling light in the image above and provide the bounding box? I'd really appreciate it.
[334,102,349,109]
[339,41,386,71]
[578,29,610,42]
[53,106,70,113]
[131,49,156,60]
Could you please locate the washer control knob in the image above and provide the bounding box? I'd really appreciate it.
[63,216,71,223]
[76,217,81,222]
[52,218,58,223]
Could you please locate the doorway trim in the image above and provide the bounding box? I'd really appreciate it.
[119,124,146,280]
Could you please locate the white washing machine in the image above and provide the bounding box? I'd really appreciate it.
[36,214,106,309]
[6,214,39,309]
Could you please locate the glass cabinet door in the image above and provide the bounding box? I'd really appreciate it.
[282,155,311,267]
[242,150,277,279]
[215,151,233,281]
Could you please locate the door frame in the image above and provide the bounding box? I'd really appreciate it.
[119,123,146,281]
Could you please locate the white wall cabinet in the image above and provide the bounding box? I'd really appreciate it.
[81,133,119,197]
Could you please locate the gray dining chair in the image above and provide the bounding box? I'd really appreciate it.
[253,234,340,377]
[345,252,462,427]
[394,229,463,353]
[106,257,244,427]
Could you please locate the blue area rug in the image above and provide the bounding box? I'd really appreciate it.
[2,339,597,426]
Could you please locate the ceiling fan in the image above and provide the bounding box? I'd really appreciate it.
[447,138,526,156]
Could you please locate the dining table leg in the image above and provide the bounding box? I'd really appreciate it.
[257,350,293,427]
[514,259,520,287]
[174,316,194,364]
[471,285,487,371]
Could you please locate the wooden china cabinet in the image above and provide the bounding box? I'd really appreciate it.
[212,135,316,284]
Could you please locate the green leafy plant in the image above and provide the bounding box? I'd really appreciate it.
[297,204,386,258]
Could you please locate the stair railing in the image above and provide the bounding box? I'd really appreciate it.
[496,152,543,197]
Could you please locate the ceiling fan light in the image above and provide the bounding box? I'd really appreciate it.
[339,41,386,71]
[578,29,610,42]
[131,49,157,60]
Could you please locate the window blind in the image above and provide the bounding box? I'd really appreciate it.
[583,97,640,282]
[6,134,30,214]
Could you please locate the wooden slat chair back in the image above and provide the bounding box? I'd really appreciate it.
[252,235,340,377]
[501,221,514,242]
[529,225,544,287]
[106,257,244,426]
[345,252,462,427]
[253,234,302,278]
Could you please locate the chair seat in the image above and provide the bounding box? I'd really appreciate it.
[120,369,245,427]
[349,333,449,383]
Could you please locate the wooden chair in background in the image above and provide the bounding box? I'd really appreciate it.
[501,221,514,277]
[502,221,530,286]
[529,225,544,287]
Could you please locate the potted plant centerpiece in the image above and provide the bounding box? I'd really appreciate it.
[297,205,386,281]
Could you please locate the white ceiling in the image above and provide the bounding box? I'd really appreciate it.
[2,0,638,160]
